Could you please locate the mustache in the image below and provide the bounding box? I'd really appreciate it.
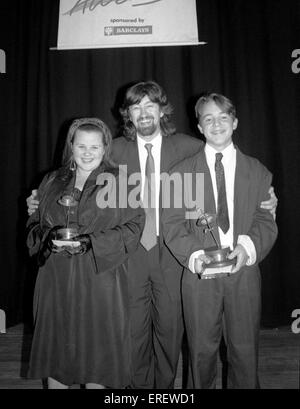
[137,115,153,122]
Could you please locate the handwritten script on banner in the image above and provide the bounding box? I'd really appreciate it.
[57,0,200,49]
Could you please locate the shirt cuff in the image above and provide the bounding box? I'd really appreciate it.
[237,235,257,265]
[188,249,205,274]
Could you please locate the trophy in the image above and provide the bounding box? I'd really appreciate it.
[52,194,80,247]
[196,210,236,277]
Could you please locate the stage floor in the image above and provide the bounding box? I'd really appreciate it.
[0,324,299,389]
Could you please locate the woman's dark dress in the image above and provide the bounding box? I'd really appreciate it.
[26,167,144,387]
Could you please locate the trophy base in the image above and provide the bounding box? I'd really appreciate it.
[52,239,81,248]
[203,246,236,269]
[204,259,236,269]
[55,228,79,240]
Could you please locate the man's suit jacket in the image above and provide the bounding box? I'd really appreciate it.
[162,146,278,277]
[111,133,204,299]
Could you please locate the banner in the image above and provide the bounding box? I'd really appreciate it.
[57,0,200,49]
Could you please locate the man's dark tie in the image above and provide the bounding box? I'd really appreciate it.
[140,143,157,250]
[215,152,229,234]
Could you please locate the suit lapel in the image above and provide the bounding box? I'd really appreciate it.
[122,139,140,174]
[160,135,178,174]
[197,150,217,216]
[233,147,250,243]
[158,136,175,247]
[193,149,215,214]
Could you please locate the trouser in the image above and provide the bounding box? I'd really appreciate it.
[127,243,184,388]
[183,267,261,389]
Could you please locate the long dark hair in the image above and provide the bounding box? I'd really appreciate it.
[59,117,116,179]
[119,81,176,140]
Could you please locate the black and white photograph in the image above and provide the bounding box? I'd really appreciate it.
[0,0,299,394]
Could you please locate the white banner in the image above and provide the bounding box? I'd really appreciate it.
[57,0,200,49]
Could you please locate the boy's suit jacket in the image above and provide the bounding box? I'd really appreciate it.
[162,145,278,276]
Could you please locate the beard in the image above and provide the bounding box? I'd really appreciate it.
[136,116,159,136]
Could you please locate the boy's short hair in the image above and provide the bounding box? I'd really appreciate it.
[195,93,236,121]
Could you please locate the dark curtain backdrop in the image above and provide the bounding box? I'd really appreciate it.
[0,0,299,327]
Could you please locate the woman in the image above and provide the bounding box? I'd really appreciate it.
[26,117,144,389]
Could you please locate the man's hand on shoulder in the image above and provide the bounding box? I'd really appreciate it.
[27,189,39,216]
[260,186,278,220]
